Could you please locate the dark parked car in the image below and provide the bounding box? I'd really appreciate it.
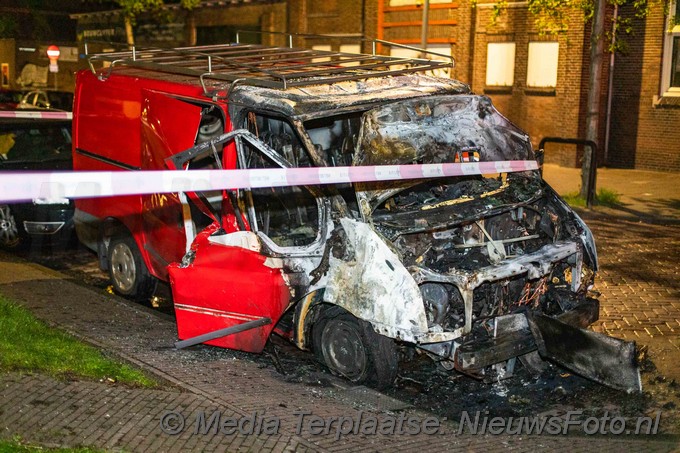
[0,90,22,110]
[17,90,74,111]
[0,118,74,249]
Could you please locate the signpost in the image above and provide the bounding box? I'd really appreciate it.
[46,45,60,89]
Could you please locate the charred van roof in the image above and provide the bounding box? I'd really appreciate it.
[227,74,470,119]
[94,64,469,120]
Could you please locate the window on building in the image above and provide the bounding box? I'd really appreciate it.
[485,42,516,87]
[526,41,559,88]
[340,44,362,54]
[661,0,680,96]
[339,44,362,67]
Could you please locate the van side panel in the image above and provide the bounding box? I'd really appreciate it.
[74,71,143,170]
[73,71,146,260]
[72,69,210,280]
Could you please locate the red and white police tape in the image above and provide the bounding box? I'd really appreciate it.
[0,160,538,203]
[0,111,73,120]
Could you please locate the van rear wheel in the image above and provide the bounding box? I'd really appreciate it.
[313,306,398,389]
[107,234,156,301]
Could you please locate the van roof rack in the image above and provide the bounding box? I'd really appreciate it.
[86,37,453,94]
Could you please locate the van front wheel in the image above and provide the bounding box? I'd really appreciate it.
[313,307,398,389]
[107,235,156,301]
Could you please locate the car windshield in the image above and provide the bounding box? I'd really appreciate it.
[0,123,72,164]
[354,94,533,166]
[348,95,535,212]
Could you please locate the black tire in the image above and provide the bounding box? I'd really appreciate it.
[107,234,157,301]
[313,306,398,389]
[0,204,23,250]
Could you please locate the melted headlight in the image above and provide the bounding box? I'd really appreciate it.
[420,283,449,327]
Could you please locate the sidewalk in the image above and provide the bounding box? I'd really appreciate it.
[543,164,680,223]
[1,251,679,452]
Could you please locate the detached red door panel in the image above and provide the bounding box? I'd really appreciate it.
[168,234,290,353]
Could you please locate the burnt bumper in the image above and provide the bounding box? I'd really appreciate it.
[454,297,599,371]
[445,298,640,392]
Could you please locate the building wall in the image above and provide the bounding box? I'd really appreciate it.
[608,5,680,171]
[469,4,593,167]
[364,0,587,166]
[367,1,463,79]
[288,0,365,50]
[192,2,288,46]
[71,1,680,172]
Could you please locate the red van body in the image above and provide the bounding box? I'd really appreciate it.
[75,70,215,280]
[72,64,292,353]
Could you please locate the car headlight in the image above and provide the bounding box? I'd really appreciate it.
[420,283,449,327]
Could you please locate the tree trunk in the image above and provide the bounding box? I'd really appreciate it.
[125,16,135,47]
[582,0,606,199]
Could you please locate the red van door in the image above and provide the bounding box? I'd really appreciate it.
[165,125,293,354]
[139,91,203,279]
[168,226,290,354]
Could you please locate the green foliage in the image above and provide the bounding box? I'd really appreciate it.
[30,10,53,41]
[0,438,104,453]
[0,17,17,38]
[117,0,165,19]
[527,0,578,34]
[595,187,621,205]
[94,0,200,24]
[0,294,157,388]
[562,188,621,207]
[473,0,672,48]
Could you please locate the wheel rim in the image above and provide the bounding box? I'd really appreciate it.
[321,319,368,381]
[110,242,136,293]
[0,205,19,247]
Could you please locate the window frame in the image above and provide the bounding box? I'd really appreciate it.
[485,42,516,88]
[526,41,559,89]
[237,110,328,256]
[661,0,680,97]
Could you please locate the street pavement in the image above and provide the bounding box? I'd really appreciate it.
[0,165,679,452]
[543,164,680,223]
[544,164,680,379]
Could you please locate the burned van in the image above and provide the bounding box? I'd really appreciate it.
[74,43,640,393]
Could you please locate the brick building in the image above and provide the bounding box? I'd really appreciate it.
[71,0,680,171]
[465,3,595,167]
[607,2,680,171]
[465,0,680,171]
